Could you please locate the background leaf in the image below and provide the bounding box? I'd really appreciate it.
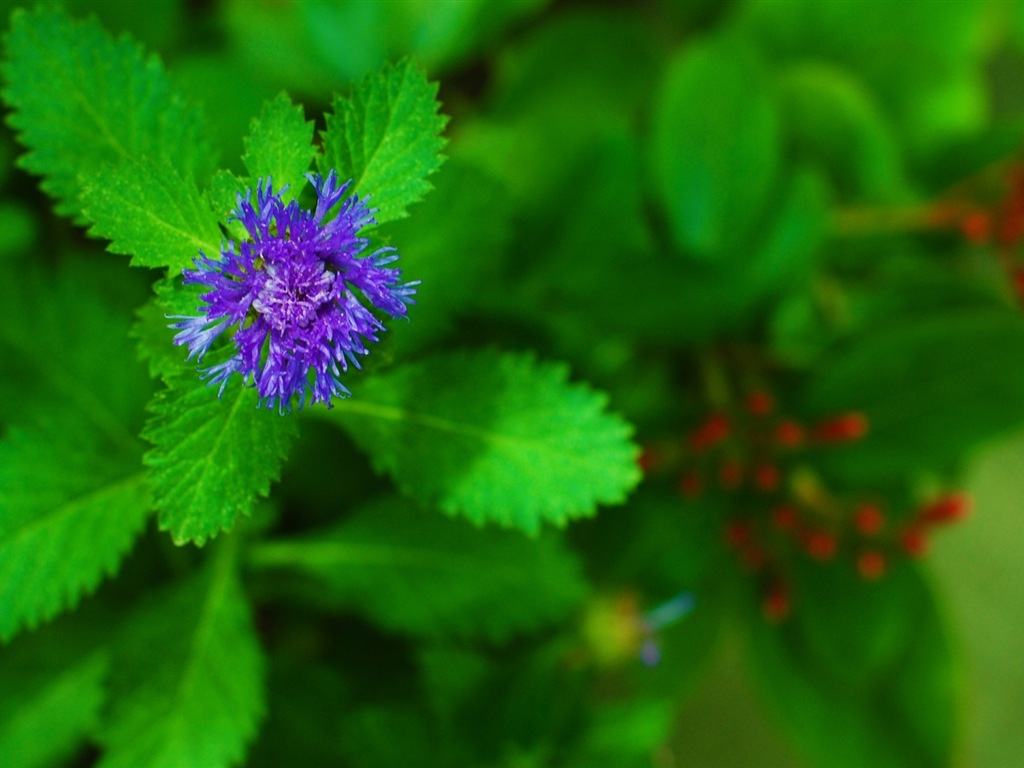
[322,349,640,533]
[98,540,264,768]
[249,498,588,639]
[319,58,448,225]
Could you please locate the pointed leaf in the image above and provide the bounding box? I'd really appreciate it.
[2,6,214,221]
[242,92,317,197]
[98,541,264,768]
[320,59,448,224]
[0,421,149,642]
[81,158,222,272]
[143,376,297,546]
[323,350,640,533]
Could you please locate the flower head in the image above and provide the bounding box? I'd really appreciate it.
[172,171,416,411]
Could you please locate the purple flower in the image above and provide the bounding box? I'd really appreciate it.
[171,171,416,412]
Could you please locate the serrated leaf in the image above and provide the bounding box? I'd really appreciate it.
[250,498,588,639]
[0,641,108,768]
[323,350,640,533]
[320,59,448,224]
[81,158,222,272]
[2,6,214,221]
[98,540,264,768]
[143,376,297,546]
[0,421,150,642]
[242,92,316,198]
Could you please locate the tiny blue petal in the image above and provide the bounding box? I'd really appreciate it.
[171,174,415,412]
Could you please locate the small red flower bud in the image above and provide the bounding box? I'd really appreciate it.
[762,584,790,622]
[857,550,886,580]
[919,493,972,525]
[959,210,992,244]
[689,413,730,451]
[754,464,781,492]
[739,545,767,571]
[774,420,805,448]
[853,503,884,536]
[771,504,798,531]
[637,448,659,473]
[719,459,743,490]
[723,521,751,548]
[678,471,703,498]
[805,531,837,561]
[812,412,869,442]
[901,527,929,558]
[746,390,774,416]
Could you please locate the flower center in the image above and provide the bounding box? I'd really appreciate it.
[252,260,335,333]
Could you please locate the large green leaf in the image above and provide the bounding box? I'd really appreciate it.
[242,92,317,198]
[801,309,1024,484]
[143,376,297,546]
[98,541,265,768]
[321,350,640,533]
[319,58,448,225]
[249,498,588,639]
[2,6,214,221]
[743,560,958,768]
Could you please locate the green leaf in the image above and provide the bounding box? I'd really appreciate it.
[143,376,297,546]
[802,309,1024,484]
[0,637,107,768]
[242,92,317,198]
[98,540,264,768]
[778,62,907,201]
[249,498,588,639]
[81,158,222,272]
[2,6,214,221]
[322,350,640,533]
[0,420,149,642]
[320,59,448,225]
[743,561,958,768]
[649,36,780,258]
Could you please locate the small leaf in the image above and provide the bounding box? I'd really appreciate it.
[649,37,780,258]
[2,6,214,221]
[81,158,222,272]
[242,92,317,198]
[249,498,588,639]
[0,421,149,642]
[143,376,297,546]
[320,59,448,224]
[98,540,265,768]
[323,349,640,533]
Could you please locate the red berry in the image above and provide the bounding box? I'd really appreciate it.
[746,390,774,416]
[901,528,929,557]
[678,472,703,498]
[960,210,992,244]
[813,412,869,442]
[854,503,884,536]
[637,448,659,473]
[774,420,805,448]
[805,531,837,561]
[919,493,972,525]
[754,464,781,492]
[739,545,767,571]
[689,414,730,451]
[857,550,886,580]
[771,504,798,531]
[762,584,790,622]
[724,521,751,548]
[719,459,743,490]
